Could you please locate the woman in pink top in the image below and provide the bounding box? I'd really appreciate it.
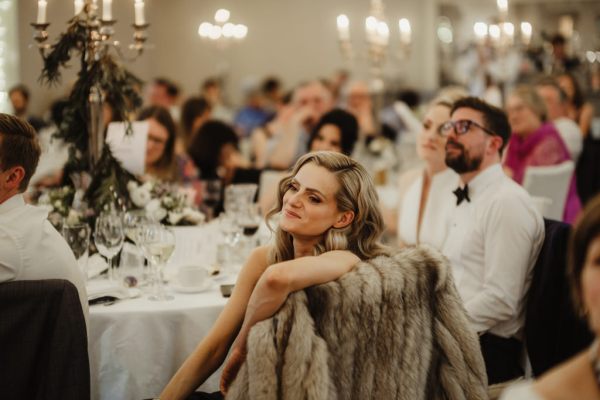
[504,85,581,223]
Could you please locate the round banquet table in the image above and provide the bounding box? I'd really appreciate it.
[89,225,232,400]
[89,284,228,400]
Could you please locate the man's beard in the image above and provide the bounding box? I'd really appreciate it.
[445,140,483,174]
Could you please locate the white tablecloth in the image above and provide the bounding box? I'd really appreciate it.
[89,225,230,400]
[89,284,228,400]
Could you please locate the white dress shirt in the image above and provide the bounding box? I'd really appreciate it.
[398,168,459,249]
[0,194,88,326]
[442,164,544,338]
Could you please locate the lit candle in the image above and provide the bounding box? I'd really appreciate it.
[103,0,112,20]
[398,18,411,45]
[473,22,488,43]
[521,21,532,45]
[74,0,84,15]
[134,0,145,25]
[37,0,48,24]
[336,14,350,40]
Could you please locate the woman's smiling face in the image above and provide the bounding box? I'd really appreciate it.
[279,162,344,238]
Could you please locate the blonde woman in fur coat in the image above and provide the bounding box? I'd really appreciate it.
[160,151,388,400]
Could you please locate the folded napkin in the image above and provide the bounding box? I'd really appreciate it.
[86,280,130,301]
[87,254,109,279]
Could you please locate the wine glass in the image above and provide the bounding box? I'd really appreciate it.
[139,224,176,301]
[94,211,125,282]
[239,203,262,249]
[62,223,91,281]
[200,179,222,221]
[123,209,149,245]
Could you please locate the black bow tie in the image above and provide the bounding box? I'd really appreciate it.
[453,185,470,205]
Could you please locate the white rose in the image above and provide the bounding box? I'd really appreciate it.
[145,199,167,222]
[131,186,152,207]
[65,210,81,226]
[127,181,138,193]
[168,211,183,225]
[182,208,205,225]
[38,193,50,205]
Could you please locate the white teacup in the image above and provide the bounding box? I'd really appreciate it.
[177,265,209,288]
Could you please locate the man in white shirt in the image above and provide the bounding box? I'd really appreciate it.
[0,113,88,323]
[535,77,583,162]
[441,97,544,384]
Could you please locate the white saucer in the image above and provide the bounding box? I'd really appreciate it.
[170,280,212,294]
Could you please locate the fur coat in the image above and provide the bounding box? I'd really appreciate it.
[226,246,488,400]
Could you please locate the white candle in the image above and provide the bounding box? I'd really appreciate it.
[134,0,145,25]
[336,14,350,40]
[102,0,112,20]
[37,0,48,24]
[74,0,84,15]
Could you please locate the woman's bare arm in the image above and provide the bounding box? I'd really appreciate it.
[159,246,270,400]
[220,250,360,391]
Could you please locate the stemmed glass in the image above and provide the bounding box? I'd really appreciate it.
[94,211,125,282]
[239,203,262,248]
[139,223,176,301]
[122,209,150,285]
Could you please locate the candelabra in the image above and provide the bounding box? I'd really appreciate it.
[336,0,412,118]
[31,0,149,168]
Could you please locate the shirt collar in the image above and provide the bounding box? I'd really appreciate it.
[0,193,25,215]
[464,163,504,199]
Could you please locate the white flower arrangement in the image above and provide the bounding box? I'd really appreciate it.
[126,180,205,226]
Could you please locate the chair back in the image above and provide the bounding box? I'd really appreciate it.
[524,219,593,376]
[522,161,574,220]
[0,279,90,400]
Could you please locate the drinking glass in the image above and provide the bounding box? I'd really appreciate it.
[123,209,149,245]
[139,224,176,301]
[123,209,151,284]
[62,223,91,281]
[94,211,125,282]
[200,179,222,221]
[239,203,262,251]
[224,183,258,217]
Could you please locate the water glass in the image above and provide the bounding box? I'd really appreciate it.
[94,211,125,282]
[62,223,91,281]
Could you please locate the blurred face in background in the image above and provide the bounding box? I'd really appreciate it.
[417,104,451,166]
[294,82,333,130]
[145,118,169,167]
[310,124,342,154]
[506,94,543,137]
[536,85,565,121]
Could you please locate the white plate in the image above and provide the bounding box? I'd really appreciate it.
[170,280,213,294]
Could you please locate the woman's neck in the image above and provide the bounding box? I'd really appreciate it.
[292,235,321,258]
[424,161,446,178]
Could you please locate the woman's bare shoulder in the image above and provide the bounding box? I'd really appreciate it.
[247,245,271,268]
[535,351,600,400]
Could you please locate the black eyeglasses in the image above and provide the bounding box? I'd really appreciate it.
[439,119,497,138]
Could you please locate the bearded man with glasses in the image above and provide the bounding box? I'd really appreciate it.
[440,97,544,385]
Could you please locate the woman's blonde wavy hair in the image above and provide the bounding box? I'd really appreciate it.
[266,151,388,264]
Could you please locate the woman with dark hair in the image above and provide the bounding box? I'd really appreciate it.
[558,73,594,136]
[137,106,177,181]
[175,97,212,185]
[308,108,358,156]
[180,97,212,148]
[188,120,260,214]
[501,194,600,399]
